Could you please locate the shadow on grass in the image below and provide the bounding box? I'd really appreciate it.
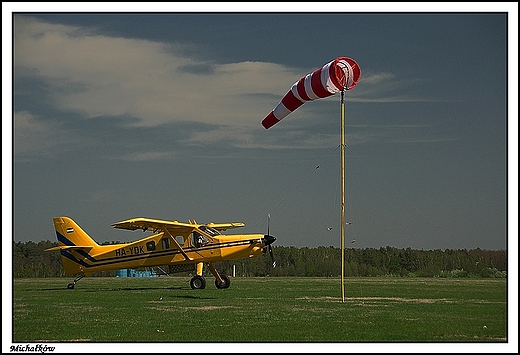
[38,286,216,300]
[38,286,187,292]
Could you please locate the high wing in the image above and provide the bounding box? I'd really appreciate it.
[206,222,245,231]
[112,218,245,233]
[111,218,196,234]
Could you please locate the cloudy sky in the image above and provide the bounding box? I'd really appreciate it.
[3,3,518,353]
[5,5,517,253]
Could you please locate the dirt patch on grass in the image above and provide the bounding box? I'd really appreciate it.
[296,296,454,304]
[181,306,237,311]
[296,296,340,302]
[353,297,453,304]
[146,305,237,312]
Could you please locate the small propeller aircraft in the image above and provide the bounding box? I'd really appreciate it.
[45,216,276,290]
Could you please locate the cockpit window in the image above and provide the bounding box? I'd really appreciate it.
[192,231,208,248]
[175,235,185,246]
[192,226,220,248]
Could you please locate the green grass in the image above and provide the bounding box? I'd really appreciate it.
[12,276,507,345]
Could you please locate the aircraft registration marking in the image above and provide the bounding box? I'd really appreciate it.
[115,246,145,257]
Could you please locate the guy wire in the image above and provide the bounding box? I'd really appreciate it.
[248,145,341,232]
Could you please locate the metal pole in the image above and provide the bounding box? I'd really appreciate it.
[340,90,345,303]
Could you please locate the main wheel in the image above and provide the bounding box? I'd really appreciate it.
[215,274,231,289]
[67,283,75,289]
[190,275,206,290]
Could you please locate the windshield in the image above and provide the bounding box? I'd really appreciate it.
[199,225,221,236]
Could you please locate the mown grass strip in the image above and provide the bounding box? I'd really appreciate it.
[13,277,507,343]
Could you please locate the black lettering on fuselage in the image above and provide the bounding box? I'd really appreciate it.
[116,246,146,257]
[129,246,144,254]
[115,249,126,257]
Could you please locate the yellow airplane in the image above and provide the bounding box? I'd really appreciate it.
[45,216,276,290]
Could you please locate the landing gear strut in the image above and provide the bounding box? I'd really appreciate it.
[189,262,231,289]
[67,274,85,289]
[208,263,230,289]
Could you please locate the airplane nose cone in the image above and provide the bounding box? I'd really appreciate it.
[263,235,276,246]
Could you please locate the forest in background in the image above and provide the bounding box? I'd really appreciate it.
[12,240,507,279]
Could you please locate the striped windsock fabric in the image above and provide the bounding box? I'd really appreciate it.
[261,57,361,129]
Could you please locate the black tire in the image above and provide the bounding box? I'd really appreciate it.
[67,283,75,289]
[190,275,206,290]
[215,274,231,289]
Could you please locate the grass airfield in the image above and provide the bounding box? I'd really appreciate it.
[11,276,508,351]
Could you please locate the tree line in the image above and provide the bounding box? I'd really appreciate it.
[13,241,507,279]
[221,245,507,279]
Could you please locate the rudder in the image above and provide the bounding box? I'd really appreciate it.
[53,217,99,247]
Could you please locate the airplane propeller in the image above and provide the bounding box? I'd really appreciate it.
[262,236,276,268]
[263,213,276,268]
[268,243,276,268]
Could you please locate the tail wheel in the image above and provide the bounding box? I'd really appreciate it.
[215,274,231,289]
[190,275,206,290]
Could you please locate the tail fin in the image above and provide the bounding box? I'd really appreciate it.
[45,217,99,275]
[51,217,99,247]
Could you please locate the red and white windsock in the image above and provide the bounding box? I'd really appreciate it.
[261,57,361,129]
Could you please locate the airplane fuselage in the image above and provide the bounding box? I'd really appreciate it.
[58,231,266,275]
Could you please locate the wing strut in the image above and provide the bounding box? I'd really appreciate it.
[163,229,192,261]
